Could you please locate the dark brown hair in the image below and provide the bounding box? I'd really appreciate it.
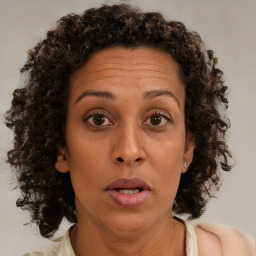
[5,4,232,238]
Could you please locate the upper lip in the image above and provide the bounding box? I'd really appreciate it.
[105,178,152,191]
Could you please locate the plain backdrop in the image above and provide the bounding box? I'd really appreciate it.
[0,0,255,255]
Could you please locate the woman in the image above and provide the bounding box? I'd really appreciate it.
[5,4,254,256]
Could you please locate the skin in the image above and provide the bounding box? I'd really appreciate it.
[55,46,195,256]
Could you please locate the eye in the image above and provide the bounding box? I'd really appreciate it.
[144,113,170,126]
[84,113,113,126]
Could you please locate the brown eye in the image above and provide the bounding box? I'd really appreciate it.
[93,114,106,125]
[143,112,170,127]
[150,115,162,125]
[85,113,113,126]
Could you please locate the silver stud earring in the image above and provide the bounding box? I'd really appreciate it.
[184,160,188,168]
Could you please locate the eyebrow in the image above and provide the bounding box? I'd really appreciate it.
[75,90,116,104]
[144,90,180,108]
[75,89,180,108]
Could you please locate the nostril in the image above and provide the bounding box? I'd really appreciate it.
[116,157,142,163]
[117,157,124,162]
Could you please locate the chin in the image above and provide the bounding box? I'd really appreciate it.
[104,210,161,237]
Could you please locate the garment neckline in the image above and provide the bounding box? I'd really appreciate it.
[174,217,198,256]
[59,217,198,256]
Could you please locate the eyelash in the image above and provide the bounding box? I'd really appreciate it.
[143,110,171,127]
[83,110,113,127]
[83,110,171,128]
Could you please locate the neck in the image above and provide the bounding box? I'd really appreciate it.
[70,215,186,256]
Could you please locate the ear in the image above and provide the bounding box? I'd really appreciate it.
[55,147,69,173]
[181,133,195,173]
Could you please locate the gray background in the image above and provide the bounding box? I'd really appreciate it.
[0,0,255,255]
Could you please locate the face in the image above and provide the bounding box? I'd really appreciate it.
[56,47,194,235]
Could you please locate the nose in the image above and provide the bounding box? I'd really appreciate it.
[111,123,146,167]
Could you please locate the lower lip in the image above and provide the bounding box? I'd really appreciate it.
[106,189,152,207]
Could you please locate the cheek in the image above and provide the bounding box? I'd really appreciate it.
[149,138,184,172]
[148,137,184,195]
[66,136,108,191]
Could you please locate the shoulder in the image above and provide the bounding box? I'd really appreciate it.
[195,222,255,256]
[22,228,75,256]
[22,247,58,256]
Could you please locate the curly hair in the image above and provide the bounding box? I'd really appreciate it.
[5,4,232,238]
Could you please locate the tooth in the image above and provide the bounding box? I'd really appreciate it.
[117,189,140,194]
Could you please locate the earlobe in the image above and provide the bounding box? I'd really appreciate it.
[181,133,195,173]
[55,148,69,173]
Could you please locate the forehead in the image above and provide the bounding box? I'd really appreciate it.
[69,46,185,106]
[77,46,181,79]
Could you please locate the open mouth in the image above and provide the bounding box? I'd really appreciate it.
[106,177,152,191]
[105,178,152,207]
[114,188,144,194]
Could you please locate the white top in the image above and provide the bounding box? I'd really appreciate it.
[23,219,199,256]
[22,220,255,256]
